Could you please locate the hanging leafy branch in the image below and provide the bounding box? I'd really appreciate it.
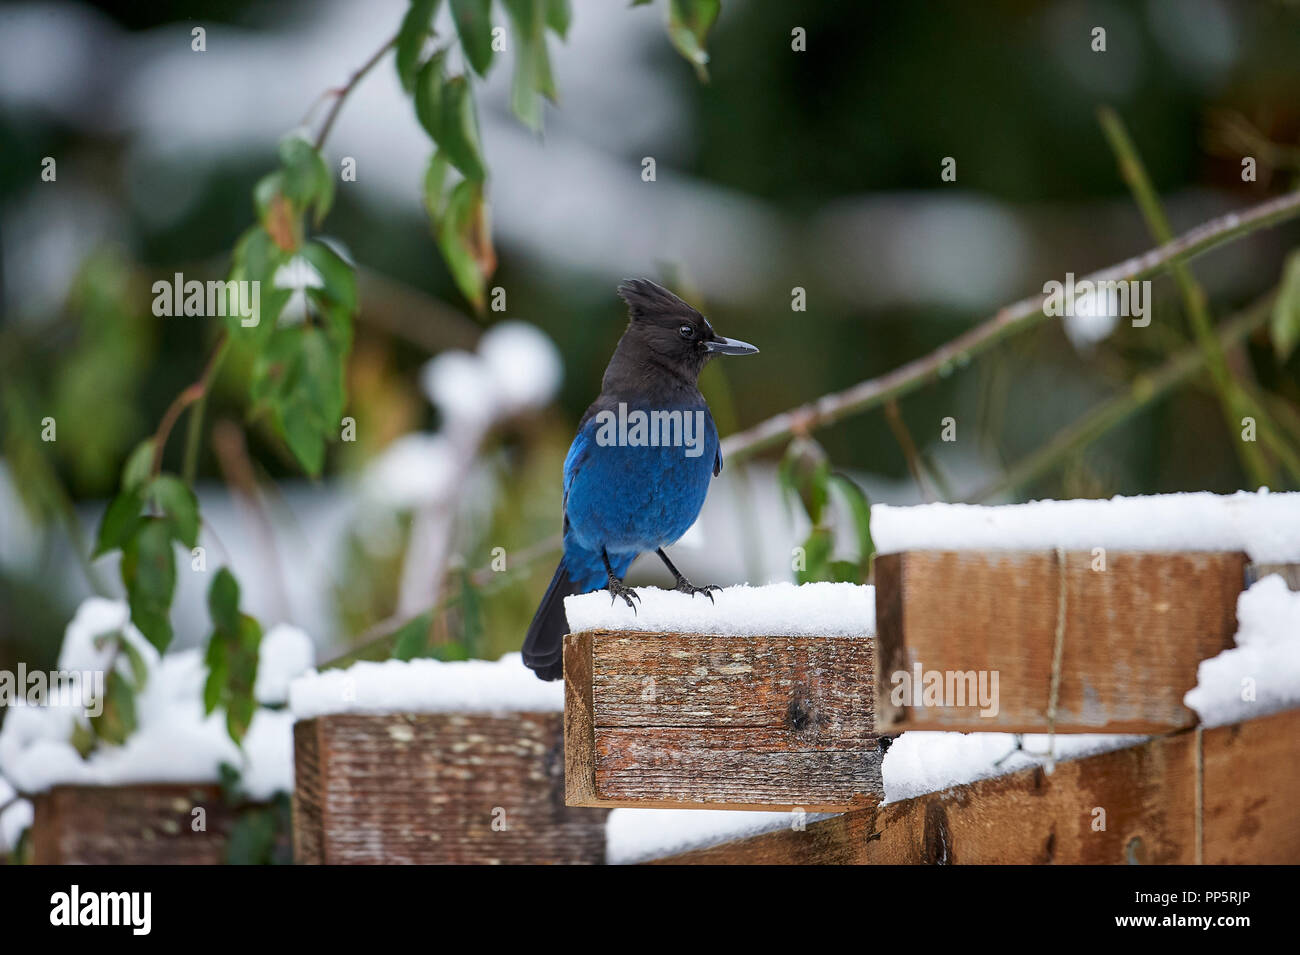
[394,0,721,310]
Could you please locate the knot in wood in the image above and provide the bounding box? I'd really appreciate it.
[786,685,820,732]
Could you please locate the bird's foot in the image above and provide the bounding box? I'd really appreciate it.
[606,576,640,612]
[673,576,723,604]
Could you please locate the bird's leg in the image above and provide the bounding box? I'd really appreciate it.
[601,548,640,612]
[656,548,722,604]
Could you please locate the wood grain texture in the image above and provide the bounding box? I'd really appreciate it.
[875,550,1247,733]
[293,712,608,864]
[31,784,243,864]
[565,629,881,811]
[648,708,1300,864]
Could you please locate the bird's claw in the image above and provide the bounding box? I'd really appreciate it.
[607,579,640,613]
[674,579,723,604]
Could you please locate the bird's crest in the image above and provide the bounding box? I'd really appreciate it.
[616,278,702,323]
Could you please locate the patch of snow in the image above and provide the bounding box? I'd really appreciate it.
[359,433,458,511]
[288,652,563,719]
[605,809,813,865]
[1185,574,1300,727]
[0,598,313,800]
[255,624,316,705]
[882,731,1148,804]
[872,490,1300,562]
[477,321,563,416]
[565,582,873,637]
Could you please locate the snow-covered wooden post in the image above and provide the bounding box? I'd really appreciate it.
[563,583,882,811]
[30,784,257,864]
[290,655,608,864]
[870,494,1300,734]
[874,549,1246,733]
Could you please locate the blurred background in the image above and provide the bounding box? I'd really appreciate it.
[2,0,1299,676]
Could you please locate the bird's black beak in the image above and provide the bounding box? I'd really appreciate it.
[704,335,759,356]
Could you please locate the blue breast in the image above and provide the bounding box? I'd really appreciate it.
[561,402,718,586]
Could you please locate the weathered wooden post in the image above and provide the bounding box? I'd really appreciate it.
[562,583,882,811]
[31,784,257,864]
[290,654,608,864]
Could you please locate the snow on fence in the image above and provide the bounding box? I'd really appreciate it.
[288,655,608,864]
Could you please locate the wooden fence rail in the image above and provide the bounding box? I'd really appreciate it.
[647,707,1300,864]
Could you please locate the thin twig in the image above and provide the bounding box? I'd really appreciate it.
[883,400,933,502]
[720,188,1300,463]
[149,334,229,479]
[313,32,399,151]
[211,419,292,622]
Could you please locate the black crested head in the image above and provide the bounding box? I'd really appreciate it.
[617,278,704,325]
[608,279,758,389]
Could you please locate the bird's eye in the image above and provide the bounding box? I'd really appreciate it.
[678,324,695,340]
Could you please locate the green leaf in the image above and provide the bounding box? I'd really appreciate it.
[94,488,143,558]
[436,179,496,312]
[203,636,228,716]
[70,719,96,758]
[249,319,350,477]
[224,615,263,744]
[120,438,156,493]
[227,690,257,745]
[415,57,486,182]
[460,568,483,655]
[797,527,834,585]
[397,0,441,92]
[121,637,150,691]
[545,0,571,38]
[440,75,488,181]
[254,172,301,252]
[121,517,176,652]
[829,560,861,583]
[281,398,328,476]
[666,0,720,81]
[209,567,242,635]
[1272,249,1300,363]
[828,472,875,572]
[149,474,200,548]
[414,51,449,141]
[301,239,358,350]
[780,438,830,525]
[204,571,263,746]
[451,0,495,75]
[504,0,547,130]
[391,612,434,661]
[423,151,453,221]
[90,670,138,745]
[228,227,293,347]
[278,135,334,225]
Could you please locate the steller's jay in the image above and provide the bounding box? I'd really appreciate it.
[522,279,758,680]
